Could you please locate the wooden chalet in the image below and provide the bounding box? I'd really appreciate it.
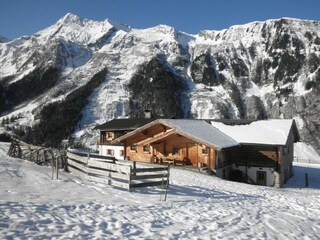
[96,118,300,188]
[112,119,239,170]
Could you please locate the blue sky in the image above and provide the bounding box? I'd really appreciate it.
[1,0,320,39]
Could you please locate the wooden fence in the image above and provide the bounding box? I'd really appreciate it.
[7,138,66,167]
[67,150,170,192]
[293,157,320,164]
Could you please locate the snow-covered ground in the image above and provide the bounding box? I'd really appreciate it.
[294,142,320,164]
[0,142,320,239]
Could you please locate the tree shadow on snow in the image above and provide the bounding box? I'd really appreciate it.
[133,184,260,201]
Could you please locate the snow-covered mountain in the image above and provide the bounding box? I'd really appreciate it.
[0,13,320,153]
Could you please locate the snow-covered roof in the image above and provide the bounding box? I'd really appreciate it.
[162,119,239,149]
[115,119,239,150]
[210,119,298,146]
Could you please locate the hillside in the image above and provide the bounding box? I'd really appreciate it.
[0,14,320,153]
[0,142,319,238]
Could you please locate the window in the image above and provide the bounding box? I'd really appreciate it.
[202,147,209,155]
[106,132,114,139]
[143,145,150,153]
[107,149,114,156]
[256,171,267,186]
[119,150,124,157]
[172,146,179,155]
[130,145,137,152]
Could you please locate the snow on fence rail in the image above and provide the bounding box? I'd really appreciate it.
[293,157,320,164]
[66,150,170,191]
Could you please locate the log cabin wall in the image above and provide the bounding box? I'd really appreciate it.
[195,146,216,169]
[124,133,217,168]
[122,125,170,163]
[158,134,217,167]
[124,138,154,163]
[164,135,194,163]
[210,148,216,170]
[230,145,279,168]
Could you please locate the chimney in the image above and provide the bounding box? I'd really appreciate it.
[144,110,151,119]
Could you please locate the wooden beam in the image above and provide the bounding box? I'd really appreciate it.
[132,167,169,173]
[67,152,88,164]
[88,160,131,174]
[131,180,168,188]
[135,129,176,146]
[68,158,87,172]
[130,173,168,180]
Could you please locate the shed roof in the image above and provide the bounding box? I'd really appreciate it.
[115,119,239,150]
[94,118,156,131]
[210,119,299,146]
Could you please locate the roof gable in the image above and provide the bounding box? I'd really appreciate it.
[114,119,239,150]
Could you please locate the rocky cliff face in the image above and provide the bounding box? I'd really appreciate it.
[0,14,319,153]
[0,36,10,43]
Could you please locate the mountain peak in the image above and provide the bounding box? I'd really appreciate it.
[104,18,131,32]
[153,24,176,34]
[59,13,82,24]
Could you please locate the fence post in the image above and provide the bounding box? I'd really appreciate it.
[305,173,309,187]
[128,165,132,192]
[132,161,136,176]
[164,165,170,202]
[51,158,54,180]
[86,152,90,179]
[56,155,59,180]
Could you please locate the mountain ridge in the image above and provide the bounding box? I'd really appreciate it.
[0,13,319,154]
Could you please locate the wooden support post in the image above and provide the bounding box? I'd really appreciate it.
[305,173,309,187]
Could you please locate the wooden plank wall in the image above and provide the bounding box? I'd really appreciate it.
[67,150,170,191]
[230,145,278,168]
[124,134,216,168]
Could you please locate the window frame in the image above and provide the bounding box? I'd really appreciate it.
[143,145,150,153]
[119,150,124,157]
[106,149,114,156]
[130,145,137,152]
[202,147,209,155]
[172,146,180,155]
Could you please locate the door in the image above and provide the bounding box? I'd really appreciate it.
[256,171,267,186]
